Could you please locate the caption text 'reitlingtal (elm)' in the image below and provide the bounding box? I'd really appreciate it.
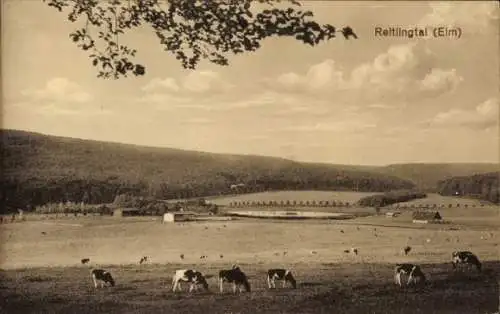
[374,26,463,39]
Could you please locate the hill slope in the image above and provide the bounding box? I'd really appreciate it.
[1,129,413,212]
[376,163,499,191]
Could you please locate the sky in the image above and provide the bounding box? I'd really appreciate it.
[2,1,499,166]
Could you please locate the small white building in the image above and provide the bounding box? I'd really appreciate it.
[162,212,196,223]
[385,211,401,218]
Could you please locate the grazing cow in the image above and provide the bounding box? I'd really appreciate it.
[452,251,482,272]
[394,264,426,287]
[171,269,209,292]
[81,258,90,265]
[343,248,358,255]
[218,265,251,293]
[403,246,412,256]
[267,269,297,289]
[91,269,115,288]
[139,256,148,264]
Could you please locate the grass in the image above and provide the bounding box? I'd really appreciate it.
[1,206,499,313]
[210,190,379,206]
[1,262,498,314]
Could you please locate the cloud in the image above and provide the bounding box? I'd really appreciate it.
[140,71,234,97]
[37,104,112,117]
[141,77,180,92]
[419,68,463,94]
[277,119,377,133]
[348,43,436,93]
[273,59,345,92]
[268,43,460,101]
[367,103,399,110]
[428,97,499,130]
[419,2,499,32]
[277,72,301,87]
[182,70,234,93]
[181,117,215,125]
[22,77,92,103]
[14,78,110,117]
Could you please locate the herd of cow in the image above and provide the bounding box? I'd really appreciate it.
[89,250,483,293]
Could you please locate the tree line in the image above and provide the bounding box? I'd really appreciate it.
[437,172,499,204]
[357,190,427,208]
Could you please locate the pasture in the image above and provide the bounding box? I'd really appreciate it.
[209,190,378,206]
[1,205,499,313]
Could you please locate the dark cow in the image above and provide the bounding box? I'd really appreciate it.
[452,251,482,272]
[81,258,90,265]
[403,246,412,256]
[91,269,115,288]
[172,269,209,292]
[218,265,251,293]
[139,256,148,264]
[267,268,297,289]
[394,263,426,287]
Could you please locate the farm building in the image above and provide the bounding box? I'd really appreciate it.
[412,211,443,224]
[113,208,141,217]
[385,211,401,218]
[162,212,197,223]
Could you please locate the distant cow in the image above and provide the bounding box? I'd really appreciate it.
[394,264,426,287]
[343,247,358,255]
[267,269,297,289]
[218,265,251,293]
[81,258,90,265]
[91,269,115,288]
[452,251,482,272]
[403,246,412,256]
[139,256,148,264]
[171,269,209,292]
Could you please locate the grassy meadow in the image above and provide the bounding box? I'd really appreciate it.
[210,190,379,206]
[1,202,499,313]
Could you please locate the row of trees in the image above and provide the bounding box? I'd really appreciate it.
[229,200,351,207]
[357,190,427,208]
[437,172,499,204]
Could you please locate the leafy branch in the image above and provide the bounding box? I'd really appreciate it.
[43,0,356,79]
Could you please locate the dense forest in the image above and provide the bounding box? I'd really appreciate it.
[1,130,415,213]
[437,172,500,204]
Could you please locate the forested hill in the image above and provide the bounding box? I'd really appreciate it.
[1,129,413,212]
[437,172,500,204]
[377,163,500,191]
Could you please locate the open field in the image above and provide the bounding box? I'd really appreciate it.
[1,261,499,314]
[210,191,380,206]
[1,206,499,313]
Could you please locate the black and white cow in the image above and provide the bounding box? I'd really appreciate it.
[91,269,115,288]
[452,251,482,272]
[394,263,426,287]
[218,265,251,293]
[81,258,90,265]
[267,268,297,289]
[139,256,149,264]
[171,269,209,292]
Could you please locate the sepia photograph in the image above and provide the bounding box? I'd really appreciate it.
[1,0,499,313]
